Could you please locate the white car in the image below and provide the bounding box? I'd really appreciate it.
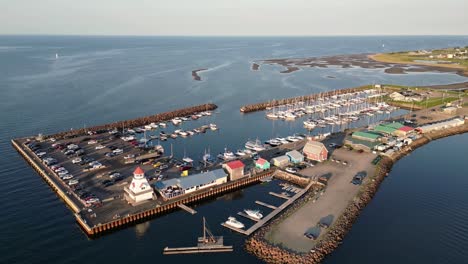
[68,179,79,186]
[55,167,66,172]
[36,152,47,157]
[95,145,105,150]
[62,174,74,180]
[58,171,69,177]
[109,172,121,179]
[72,157,82,164]
[124,154,135,160]
[285,167,297,173]
[88,140,98,145]
[113,149,123,155]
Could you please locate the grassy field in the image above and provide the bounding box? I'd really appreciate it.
[370,49,468,75]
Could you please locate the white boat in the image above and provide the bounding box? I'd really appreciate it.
[159,122,167,127]
[266,139,281,147]
[179,131,189,137]
[172,118,182,125]
[187,130,195,136]
[174,129,182,134]
[150,122,158,129]
[286,136,299,142]
[244,209,263,220]
[144,125,153,130]
[235,149,247,156]
[182,157,194,163]
[225,217,244,229]
[245,139,265,151]
[219,148,236,161]
[209,123,218,131]
[266,112,279,119]
[303,120,317,128]
[284,112,297,120]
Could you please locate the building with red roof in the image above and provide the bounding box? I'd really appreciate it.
[394,126,414,137]
[255,158,270,170]
[223,160,245,181]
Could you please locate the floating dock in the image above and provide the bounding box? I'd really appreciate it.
[269,192,290,200]
[163,245,233,255]
[178,204,197,215]
[222,181,314,236]
[255,201,277,209]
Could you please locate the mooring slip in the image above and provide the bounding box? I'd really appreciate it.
[163,246,234,255]
[178,204,197,215]
[255,201,277,210]
[238,212,260,222]
[222,181,314,236]
[269,192,290,200]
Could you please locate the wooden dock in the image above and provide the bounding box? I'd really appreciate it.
[178,203,197,214]
[269,192,290,200]
[163,245,233,254]
[221,223,248,235]
[255,200,277,209]
[222,181,314,236]
[237,211,260,222]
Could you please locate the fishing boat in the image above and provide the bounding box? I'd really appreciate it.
[235,149,247,156]
[218,148,236,161]
[245,139,265,151]
[224,217,244,229]
[244,209,263,220]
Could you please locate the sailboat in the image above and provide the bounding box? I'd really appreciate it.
[55,53,59,59]
[163,217,233,254]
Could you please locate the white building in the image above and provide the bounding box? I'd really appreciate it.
[124,167,154,205]
[416,118,465,133]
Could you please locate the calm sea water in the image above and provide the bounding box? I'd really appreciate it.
[0,36,467,264]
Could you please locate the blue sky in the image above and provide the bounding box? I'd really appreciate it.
[1,0,467,35]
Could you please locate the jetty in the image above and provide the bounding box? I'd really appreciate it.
[222,181,314,236]
[163,217,233,255]
[178,203,197,215]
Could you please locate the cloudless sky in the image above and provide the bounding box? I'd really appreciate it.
[1,0,467,36]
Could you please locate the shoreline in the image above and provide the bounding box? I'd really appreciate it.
[252,53,468,78]
[244,124,468,264]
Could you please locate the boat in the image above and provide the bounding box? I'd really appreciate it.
[235,149,247,156]
[187,130,195,136]
[266,112,279,119]
[150,135,158,139]
[170,133,178,139]
[266,139,281,147]
[179,131,189,137]
[286,136,299,142]
[209,123,218,131]
[194,128,202,133]
[224,217,244,229]
[245,139,265,151]
[183,157,194,163]
[303,120,317,129]
[218,148,236,161]
[163,217,232,255]
[244,209,263,220]
[159,122,167,127]
[172,118,182,125]
[150,122,158,129]
[144,125,153,130]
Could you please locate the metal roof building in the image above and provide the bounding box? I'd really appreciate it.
[352,131,381,142]
[374,124,397,135]
[303,140,328,162]
[154,169,227,193]
[286,150,304,163]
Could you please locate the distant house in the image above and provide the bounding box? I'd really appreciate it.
[286,150,304,164]
[303,140,328,162]
[255,158,270,170]
[223,160,245,181]
[271,155,290,167]
[389,92,405,101]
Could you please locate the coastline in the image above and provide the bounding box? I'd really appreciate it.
[245,124,468,264]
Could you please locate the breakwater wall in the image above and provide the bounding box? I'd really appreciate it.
[50,103,217,139]
[239,86,369,113]
[77,169,277,236]
[274,170,310,188]
[245,124,468,264]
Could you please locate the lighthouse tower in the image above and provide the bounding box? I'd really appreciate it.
[124,167,154,205]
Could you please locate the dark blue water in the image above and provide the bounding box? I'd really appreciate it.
[1,36,467,264]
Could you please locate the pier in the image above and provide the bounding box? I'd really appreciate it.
[222,181,314,236]
[269,192,290,200]
[255,201,277,209]
[178,203,197,215]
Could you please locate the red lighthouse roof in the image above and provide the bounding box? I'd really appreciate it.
[133,166,145,175]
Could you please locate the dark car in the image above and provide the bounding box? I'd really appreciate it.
[108,145,117,150]
[102,180,114,187]
[352,172,366,185]
[304,232,317,240]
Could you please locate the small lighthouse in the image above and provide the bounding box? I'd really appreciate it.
[124,167,154,205]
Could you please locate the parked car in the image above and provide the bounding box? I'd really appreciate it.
[352,172,366,185]
[62,174,74,180]
[303,232,317,240]
[72,157,82,164]
[95,145,105,150]
[68,179,79,186]
[285,167,297,173]
[109,172,121,179]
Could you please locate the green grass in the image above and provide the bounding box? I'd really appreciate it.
[414,97,458,108]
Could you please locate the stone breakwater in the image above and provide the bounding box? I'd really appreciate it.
[239,86,367,113]
[48,103,217,140]
[274,170,310,188]
[245,124,468,264]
